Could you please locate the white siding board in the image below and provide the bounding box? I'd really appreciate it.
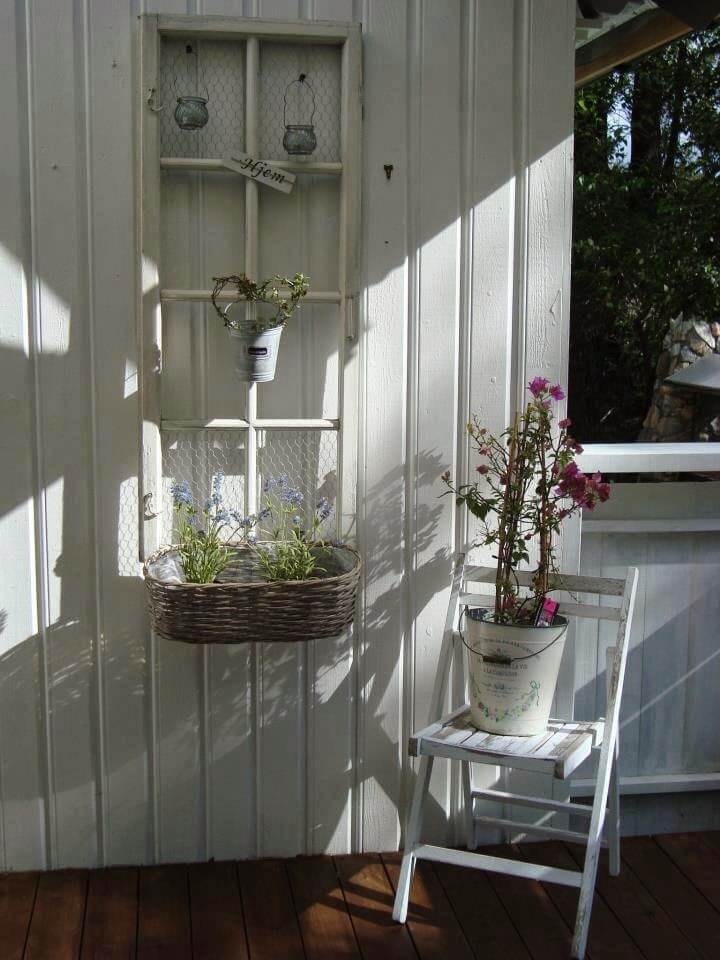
[637,535,692,776]
[87,0,151,866]
[150,0,206,866]
[505,0,575,817]
[358,0,409,853]
[30,0,100,869]
[462,0,517,844]
[410,0,462,843]
[683,535,720,773]
[0,0,47,872]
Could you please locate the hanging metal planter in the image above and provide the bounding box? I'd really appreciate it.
[282,74,317,156]
[173,42,210,131]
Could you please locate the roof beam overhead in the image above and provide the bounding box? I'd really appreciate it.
[576,8,719,86]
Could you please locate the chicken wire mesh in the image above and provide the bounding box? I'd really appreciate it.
[256,429,338,538]
[160,428,338,544]
[159,38,245,158]
[161,430,247,543]
[259,43,341,163]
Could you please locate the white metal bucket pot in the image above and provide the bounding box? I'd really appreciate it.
[463,608,568,736]
[228,323,284,382]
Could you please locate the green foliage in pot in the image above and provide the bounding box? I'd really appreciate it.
[169,472,336,584]
[253,475,333,582]
[170,474,258,583]
[442,379,611,624]
[210,272,309,333]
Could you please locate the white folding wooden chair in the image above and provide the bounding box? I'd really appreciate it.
[392,553,639,960]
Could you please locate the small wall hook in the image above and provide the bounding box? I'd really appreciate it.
[146,87,164,113]
[384,164,394,181]
[143,492,159,521]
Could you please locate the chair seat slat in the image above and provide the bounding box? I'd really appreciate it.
[412,707,603,779]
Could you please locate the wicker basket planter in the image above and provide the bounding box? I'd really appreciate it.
[143,543,361,644]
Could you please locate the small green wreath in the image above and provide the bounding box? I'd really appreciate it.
[210,272,309,332]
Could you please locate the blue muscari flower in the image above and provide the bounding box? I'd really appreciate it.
[210,472,224,506]
[258,506,271,520]
[247,533,258,545]
[171,480,193,508]
[263,473,289,492]
[281,487,303,506]
[292,515,302,526]
[215,509,230,523]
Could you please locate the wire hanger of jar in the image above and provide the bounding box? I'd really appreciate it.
[173,41,210,131]
[283,74,317,156]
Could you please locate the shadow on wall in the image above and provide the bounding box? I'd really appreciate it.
[0,0,578,868]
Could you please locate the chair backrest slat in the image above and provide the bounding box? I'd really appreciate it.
[459,591,621,623]
[463,565,626,597]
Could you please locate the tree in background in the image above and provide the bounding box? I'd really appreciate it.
[569,23,720,443]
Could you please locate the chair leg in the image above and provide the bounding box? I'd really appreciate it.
[461,761,476,850]
[608,737,621,876]
[392,755,434,923]
[572,827,602,960]
[572,735,613,959]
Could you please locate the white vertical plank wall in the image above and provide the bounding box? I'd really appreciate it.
[13,0,720,871]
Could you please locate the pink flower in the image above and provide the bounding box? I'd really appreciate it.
[441,470,451,482]
[558,417,572,429]
[528,376,549,397]
[476,464,489,475]
[556,465,611,511]
[549,384,565,401]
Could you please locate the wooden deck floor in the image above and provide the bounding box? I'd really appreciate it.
[2,833,720,958]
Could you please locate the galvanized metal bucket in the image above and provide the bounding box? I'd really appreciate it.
[227,323,284,382]
[463,608,567,736]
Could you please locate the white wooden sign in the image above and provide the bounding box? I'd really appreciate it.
[222,153,296,193]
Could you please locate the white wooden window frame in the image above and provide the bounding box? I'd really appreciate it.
[577,442,719,476]
[137,14,362,559]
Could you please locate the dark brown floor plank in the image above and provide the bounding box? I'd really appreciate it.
[336,854,419,960]
[517,841,643,960]
[482,844,574,960]
[237,859,305,960]
[0,871,38,960]
[80,867,137,959]
[565,841,701,960]
[699,831,720,857]
[287,856,362,960]
[432,858,531,960]
[25,869,87,960]
[657,833,720,912]
[382,852,475,960]
[189,862,249,960]
[137,864,191,960]
[621,836,720,960]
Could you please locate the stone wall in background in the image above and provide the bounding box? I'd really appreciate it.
[639,314,720,442]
